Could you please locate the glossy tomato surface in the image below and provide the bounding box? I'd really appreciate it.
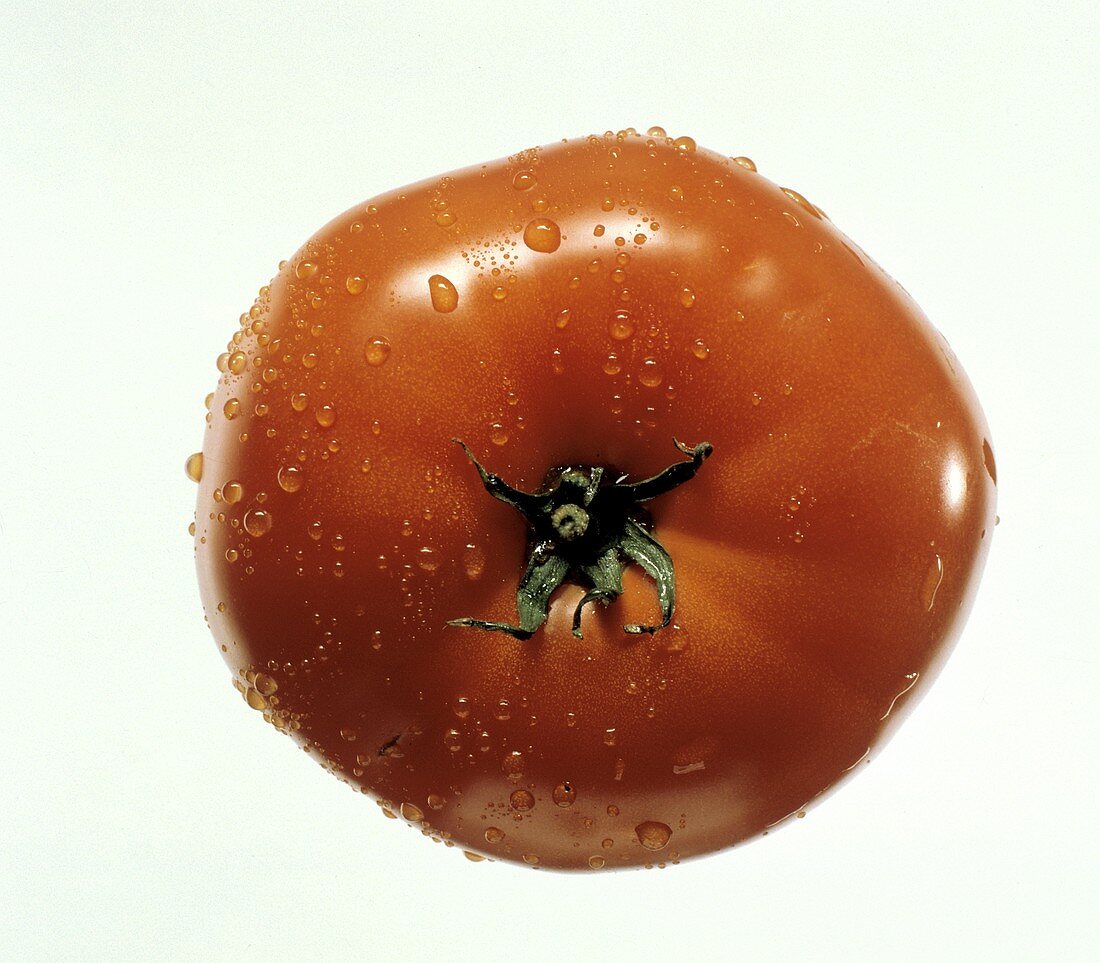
[191,130,996,870]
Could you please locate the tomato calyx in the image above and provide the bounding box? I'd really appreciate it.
[447,438,713,640]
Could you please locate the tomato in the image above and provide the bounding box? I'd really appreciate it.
[190,128,996,870]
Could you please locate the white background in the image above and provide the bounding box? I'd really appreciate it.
[1,2,1097,959]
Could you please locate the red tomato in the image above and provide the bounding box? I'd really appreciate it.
[189,129,996,870]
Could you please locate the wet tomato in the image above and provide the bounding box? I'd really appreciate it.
[190,129,996,870]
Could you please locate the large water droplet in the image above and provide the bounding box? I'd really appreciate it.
[485,826,506,843]
[346,275,365,295]
[364,337,391,366]
[635,821,672,851]
[552,782,576,808]
[222,480,244,505]
[428,275,459,313]
[609,310,635,340]
[400,802,424,822]
[639,357,664,388]
[185,452,204,483]
[509,789,535,811]
[278,465,303,493]
[512,170,537,191]
[243,509,272,537]
[523,218,562,253]
[502,750,526,780]
[464,543,486,579]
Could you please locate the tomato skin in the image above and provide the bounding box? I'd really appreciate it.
[193,132,995,870]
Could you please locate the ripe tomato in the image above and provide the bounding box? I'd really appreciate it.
[190,129,996,870]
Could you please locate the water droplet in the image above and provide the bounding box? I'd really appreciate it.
[400,802,424,822]
[223,398,241,420]
[523,217,562,253]
[245,688,268,711]
[428,274,459,313]
[254,673,277,696]
[243,509,272,537]
[418,546,439,572]
[781,187,821,218]
[278,465,303,493]
[307,521,323,541]
[509,789,535,811]
[491,285,508,302]
[673,135,696,153]
[512,169,536,191]
[522,853,540,865]
[427,793,446,810]
[291,392,309,412]
[593,224,605,237]
[983,439,997,484]
[222,480,244,505]
[434,211,456,228]
[485,826,506,843]
[678,286,697,309]
[603,728,617,746]
[185,452,204,482]
[603,353,622,376]
[464,543,486,579]
[602,837,614,848]
[489,423,509,446]
[647,125,667,138]
[555,308,571,329]
[444,729,462,752]
[639,358,663,388]
[609,310,635,340]
[345,275,365,295]
[552,782,576,807]
[922,554,944,611]
[606,805,620,817]
[452,695,471,719]
[295,260,318,280]
[494,698,511,720]
[463,851,485,862]
[733,156,757,172]
[228,350,247,375]
[315,404,337,428]
[690,339,710,360]
[635,821,672,851]
[301,352,319,369]
[225,548,238,563]
[364,337,391,367]
[588,855,606,869]
[502,751,526,780]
